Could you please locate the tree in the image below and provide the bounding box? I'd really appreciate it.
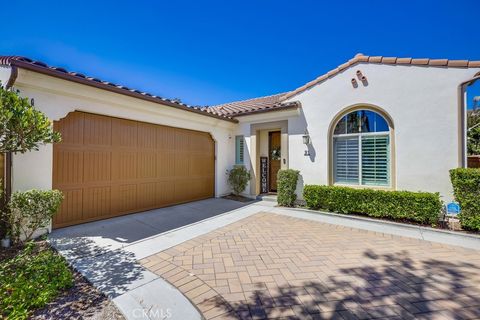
[0,84,61,240]
[0,85,60,153]
[467,110,480,155]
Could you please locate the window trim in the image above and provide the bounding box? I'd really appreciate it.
[328,104,395,190]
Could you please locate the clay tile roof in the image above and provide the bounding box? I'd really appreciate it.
[280,53,480,101]
[204,92,301,117]
[0,55,237,123]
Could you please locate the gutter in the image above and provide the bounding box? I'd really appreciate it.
[458,72,480,167]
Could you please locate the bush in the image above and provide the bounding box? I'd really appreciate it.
[0,242,74,319]
[7,189,64,243]
[303,185,442,225]
[227,165,251,195]
[450,168,480,231]
[277,169,299,207]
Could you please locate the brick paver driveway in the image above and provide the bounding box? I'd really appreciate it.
[141,213,480,319]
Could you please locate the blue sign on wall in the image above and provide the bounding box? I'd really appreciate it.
[446,202,461,215]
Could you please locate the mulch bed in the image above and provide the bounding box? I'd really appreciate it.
[222,194,255,203]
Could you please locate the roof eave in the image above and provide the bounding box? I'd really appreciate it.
[8,59,238,123]
[231,101,301,117]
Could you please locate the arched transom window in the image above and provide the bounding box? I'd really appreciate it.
[333,110,390,186]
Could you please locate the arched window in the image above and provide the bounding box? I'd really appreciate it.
[333,109,391,186]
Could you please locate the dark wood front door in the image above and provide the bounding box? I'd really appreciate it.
[269,131,281,192]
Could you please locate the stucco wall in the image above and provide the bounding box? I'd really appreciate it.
[10,69,236,198]
[0,66,11,87]
[285,63,480,202]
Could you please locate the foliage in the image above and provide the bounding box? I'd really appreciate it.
[303,185,442,225]
[450,168,480,231]
[0,85,61,154]
[0,242,73,319]
[227,165,251,195]
[7,190,64,243]
[277,169,299,207]
[467,110,480,155]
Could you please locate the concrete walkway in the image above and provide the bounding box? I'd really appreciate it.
[49,198,480,320]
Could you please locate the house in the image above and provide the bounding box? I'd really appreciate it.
[1,54,479,228]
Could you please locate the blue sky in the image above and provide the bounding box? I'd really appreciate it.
[0,0,479,107]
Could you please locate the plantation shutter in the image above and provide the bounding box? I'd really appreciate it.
[235,135,244,164]
[361,135,389,186]
[334,137,359,184]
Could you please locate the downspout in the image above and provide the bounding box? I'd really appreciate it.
[458,72,480,168]
[3,65,18,203]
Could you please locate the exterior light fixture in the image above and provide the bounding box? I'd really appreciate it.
[302,131,310,145]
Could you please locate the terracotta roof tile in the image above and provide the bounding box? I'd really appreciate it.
[0,55,237,122]
[281,53,480,101]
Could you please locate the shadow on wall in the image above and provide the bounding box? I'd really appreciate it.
[209,250,480,319]
[290,108,316,163]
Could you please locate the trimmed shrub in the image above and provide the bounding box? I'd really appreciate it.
[7,189,64,243]
[277,169,299,207]
[303,185,442,225]
[227,165,251,195]
[450,168,480,231]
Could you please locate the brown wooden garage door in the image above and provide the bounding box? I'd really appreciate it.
[52,111,215,228]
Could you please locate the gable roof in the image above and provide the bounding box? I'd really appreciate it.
[203,92,300,117]
[281,53,480,101]
[0,55,238,123]
[205,53,480,116]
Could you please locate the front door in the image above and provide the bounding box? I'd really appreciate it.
[269,131,281,192]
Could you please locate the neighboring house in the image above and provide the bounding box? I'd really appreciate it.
[0,54,479,228]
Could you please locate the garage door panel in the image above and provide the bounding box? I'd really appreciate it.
[55,112,84,145]
[174,153,190,177]
[54,188,83,227]
[138,122,157,149]
[83,150,111,183]
[137,151,156,178]
[157,151,175,177]
[53,149,84,187]
[112,184,137,214]
[156,181,175,206]
[137,182,156,209]
[83,186,111,219]
[53,111,214,228]
[112,118,137,147]
[84,113,111,146]
[111,151,137,181]
[156,126,175,150]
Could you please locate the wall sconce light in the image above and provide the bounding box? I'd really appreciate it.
[302,130,310,156]
[302,131,310,145]
[30,98,35,106]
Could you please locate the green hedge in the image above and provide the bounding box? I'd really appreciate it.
[303,185,442,225]
[277,169,299,207]
[450,168,480,231]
